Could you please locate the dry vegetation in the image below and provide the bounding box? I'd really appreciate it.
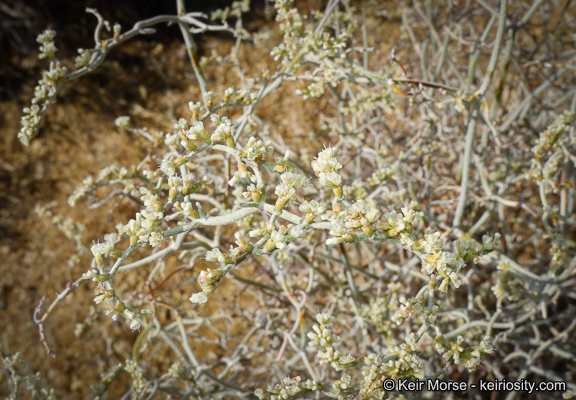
[1,0,576,399]
[0,1,360,397]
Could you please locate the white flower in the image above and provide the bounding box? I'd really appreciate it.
[94,294,107,304]
[270,230,288,250]
[188,101,201,114]
[326,236,345,246]
[299,200,320,213]
[316,312,335,325]
[182,201,195,217]
[189,292,208,304]
[423,228,443,253]
[289,224,306,239]
[91,241,114,257]
[280,172,307,188]
[454,97,465,112]
[189,121,206,139]
[174,118,189,130]
[160,158,177,176]
[224,86,235,98]
[205,248,226,263]
[164,133,178,146]
[318,171,342,188]
[149,232,163,247]
[129,319,141,331]
[37,29,56,44]
[168,176,182,188]
[204,91,216,105]
[114,116,131,129]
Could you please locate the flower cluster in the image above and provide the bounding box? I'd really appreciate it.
[391,294,438,325]
[239,137,272,163]
[18,29,68,146]
[211,0,250,21]
[434,335,494,372]
[230,137,272,187]
[414,229,501,293]
[372,207,417,246]
[271,0,305,65]
[322,199,382,245]
[87,284,151,331]
[189,265,226,305]
[491,262,524,300]
[0,345,59,400]
[68,164,130,206]
[382,333,425,380]
[529,112,576,183]
[357,354,385,400]
[456,233,501,263]
[90,239,118,267]
[298,199,326,224]
[254,376,323,400]
[104,300,150,331]
[307,313,357,372]
[122,188,164,247]
[360,297,396,335]
[37,29,57,60]
[124,360,145,396]
[274,171,307,212]
[261,223,307,253]
[75,48,95,68]
[311,146,344,198]
[210,114,235,146]
[324,373,354,400]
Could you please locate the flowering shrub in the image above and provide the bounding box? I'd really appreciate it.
[8,0,576,399]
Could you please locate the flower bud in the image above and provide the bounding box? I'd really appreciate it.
[169,187,178,200]
[333,186,343,199]
[275,198,287,213]
[343,233,356,243]
[238,164,248,178]
[95,254,104,267]
[252,191,262,202]
[362,225,374,238]
[115,301,125,313]
[264,238,276,252]
[92,273,110,282]
[110,249,123,258]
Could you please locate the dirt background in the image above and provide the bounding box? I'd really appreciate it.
[0,0,404,397]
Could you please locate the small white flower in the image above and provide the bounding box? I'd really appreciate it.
[189,292,208,304]
[114,116,131,129]
[319,171,342,188]
[149,232,163,247]
[316,312,335,325]
[164,133,178,146]
[205,248,226,263]
[129,319,141,331]
[160,158,177,176]
[94,294,107,304]
[91,241,114,257]
[189,121,206,139]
